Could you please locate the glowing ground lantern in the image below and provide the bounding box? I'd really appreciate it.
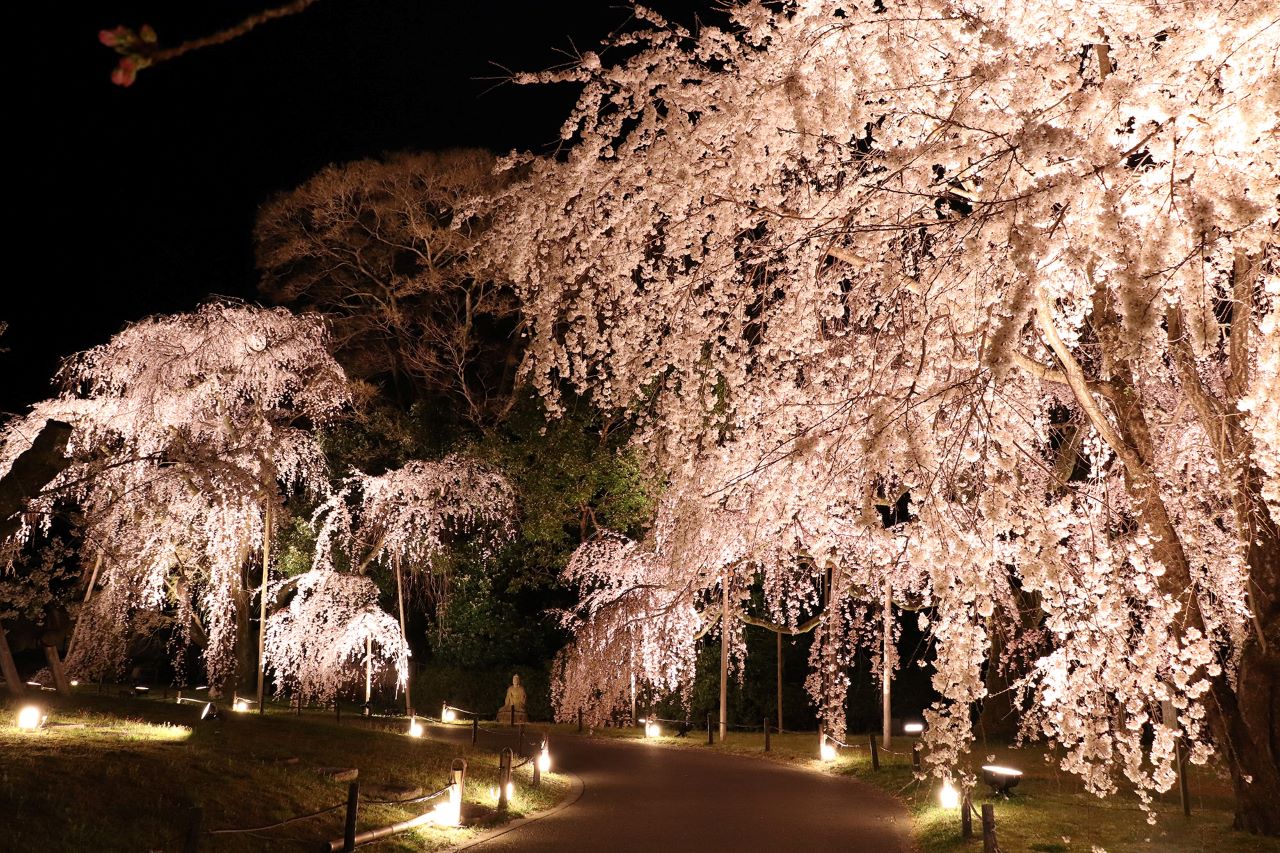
[939,778,960,809]
[16,705,45,730]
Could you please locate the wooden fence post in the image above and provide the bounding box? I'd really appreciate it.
[182,806,203,853]
[961,791,972,838]
[982,803,996,853]
[869,733,880,770]
[577,708,583,733]
[498,749,513,812]
[532,740,543,788]
[763,718,771,752]
[706,712,713,745]
[472,716,479,745]
[343,781,360,852]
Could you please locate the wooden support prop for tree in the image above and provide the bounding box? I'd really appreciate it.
[869,733,880,770]
[961,791,973,839]
[1177,738,1191,817]
[763,718,771,752]
[982,803,996,853]
[498,748,513,812]
[472,716,479,745]
[707,712,714,745]
[776,629,783,734]
[342,782,360,852]
[532,744,542,787]
[183,806,203,853]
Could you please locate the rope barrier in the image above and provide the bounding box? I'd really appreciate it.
[207,802,347,835]
[364,782,454,806]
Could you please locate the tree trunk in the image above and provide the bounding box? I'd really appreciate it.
[719,575,729,743]
[43,643,71,695]
[64,552,104,664]
[256,504,272,713]
[364,634,373,708]
[232,582,254,698]
[395,562,411,714]
[0,624,23,696]
[1214,520,1280,836]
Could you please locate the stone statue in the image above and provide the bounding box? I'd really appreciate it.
[497,674,528,725]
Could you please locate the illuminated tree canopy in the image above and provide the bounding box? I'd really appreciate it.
[490,0,1279,832]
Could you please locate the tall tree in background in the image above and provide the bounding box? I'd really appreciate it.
[256,149,522,427]
[490,1,1279,832]
[310,456,516,710]
[0,303,350,699]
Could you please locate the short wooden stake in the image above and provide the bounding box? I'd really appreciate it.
[472,716,479,745]
[343,781,360,852]
[911,742,922,771]
[532,740,543,787]
[763,718,771,752]
[982,803,996,853]
[961,791,972,838]
[498,749,513,812]
[869,733,880,770]
[707,712,713,745]
[182,806,203,853]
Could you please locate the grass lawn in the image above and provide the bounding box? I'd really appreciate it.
[1,688,566,852]
[547,721,1279,853]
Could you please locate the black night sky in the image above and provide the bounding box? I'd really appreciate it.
[8,0,711,412]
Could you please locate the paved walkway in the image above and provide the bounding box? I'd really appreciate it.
[434,724,913,852]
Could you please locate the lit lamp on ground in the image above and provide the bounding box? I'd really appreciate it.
[903,722,924,735]
[819,735,837,762]
[643,718,660,738]
[16,705,46,731]
[441,703,456,723]
[408,717,424,738]
[981,764,1023,796]
[537,744,551,774]
[939,778,960,809]
[232,697,253,713]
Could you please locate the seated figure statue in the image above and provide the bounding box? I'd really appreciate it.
[497,674,528,725]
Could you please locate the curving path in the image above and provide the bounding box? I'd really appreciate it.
[433,724,912,852]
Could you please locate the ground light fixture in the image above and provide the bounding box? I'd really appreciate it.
[408,717,424,738]
[903,722,924,735]
[537,744,551,774]
[441,703,457,723]
[16,705,46,730]
[819,735,837,762]
[644,719,660,737]
[232,697,254,713]
[981,764,1023,796]
[939,778,960,809]
[176,697,218,720]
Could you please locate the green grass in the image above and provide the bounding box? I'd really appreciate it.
[545,722,1279,853]
[1,690,566,852]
